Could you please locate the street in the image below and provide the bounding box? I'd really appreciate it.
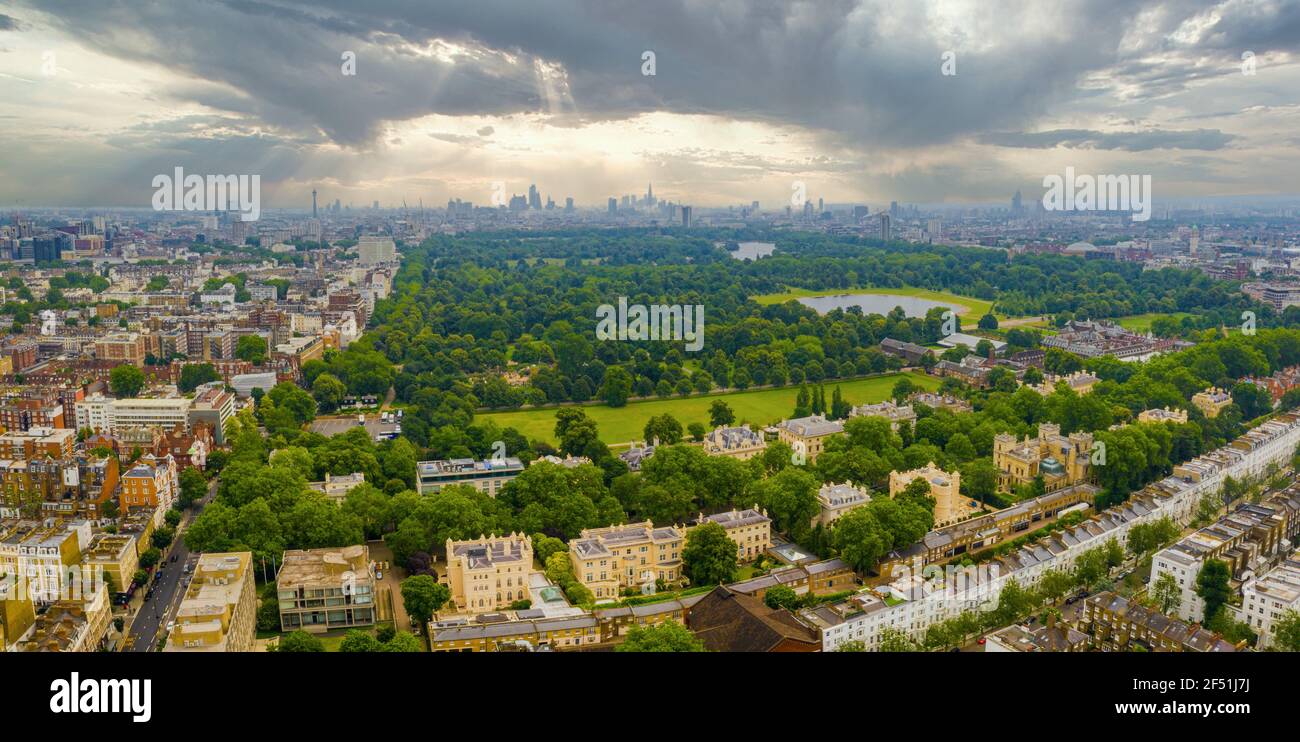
[123,479,216,652]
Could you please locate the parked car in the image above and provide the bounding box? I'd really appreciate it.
[977,637,986,645]
[166,621,175,634]
[170,554,178,563]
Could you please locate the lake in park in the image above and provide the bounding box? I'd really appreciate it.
[796,293,954,318]
[729,241,777,260]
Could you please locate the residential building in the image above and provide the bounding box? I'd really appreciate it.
[908,392,972,413]
[0,520,90,603]
[889,461,969,525]
[119,453,179,511]
[695,507,772,561]
[12,588,110,652]
[1079,592,1236,652]
[727,558,857,601]
[94,332,147,366]
[814,482,871,527]
[165,552,256,652]
[570,521,684,599]
[445,533,534,613]
[1239,551,1300,649]
[1192,387,1233,418]
[306,472,365,505]
[992,423,1094,494]
[702,424,766,460]
[416,457,524,496]
[1138,407,1189,424]
[849,399,916,430]
[276,545,377,632]
[776,414,844,463]
[0,576,36,650]
[188,385,235,445]
[1148,488,1300,621]
[80,532,139,596]
[985,616,1087,652]
[0,426,75,459]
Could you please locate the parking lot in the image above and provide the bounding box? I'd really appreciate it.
[309,413,402,440]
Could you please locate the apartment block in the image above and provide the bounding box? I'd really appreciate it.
[165,552,256,652]
[416,457,523,496]
[276,545,376,632]
[120,453,179,511]
[1239,552,1300,649]
[12,588,110,652]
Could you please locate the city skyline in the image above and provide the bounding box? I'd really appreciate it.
[1,0,1299,211]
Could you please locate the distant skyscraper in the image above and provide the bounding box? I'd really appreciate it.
[853,205,869,222]
[312,189,318,219]
[1012,190,1023,214]
[681,206,693,228]
[889,201,899,218]
[565,197,574,212]
[879,213,892,241]
[646,183,656,207]
[528,184,541,210]
[608,197,617,214]
[818,197,824,214]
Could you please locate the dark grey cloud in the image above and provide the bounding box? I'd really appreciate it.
[17,0,1295,152]
[0,13,21,31]
[979,128,1236,151]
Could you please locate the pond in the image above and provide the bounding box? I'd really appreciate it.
[729,241,776,260]
[796,293,954,318]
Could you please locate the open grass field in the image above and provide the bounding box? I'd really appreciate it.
[1115,312,1195,333]
[750,285,1002,319]
[478,371,940,446]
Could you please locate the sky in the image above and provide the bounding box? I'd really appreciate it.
[1,0,1298,211]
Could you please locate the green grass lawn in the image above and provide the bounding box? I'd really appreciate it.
[750,285,998,318]
[1115,312,1195,333]
[478,371,939,445]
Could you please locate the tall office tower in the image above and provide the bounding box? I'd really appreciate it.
[565,197,574,212]
[372,200,379,210]
[1011,190,1023,214]
[803,201,813,219]
[681,206,693,228]
[818,197,824,214]
[853,205,869,222]
[646,183,656,207]
[312,189,318,218]
[927,218,942,236]
[608,197,617,214]
[751,201,759,211]
[890,201,899,218]
[528,184,541,209]
[879,213,892,241]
